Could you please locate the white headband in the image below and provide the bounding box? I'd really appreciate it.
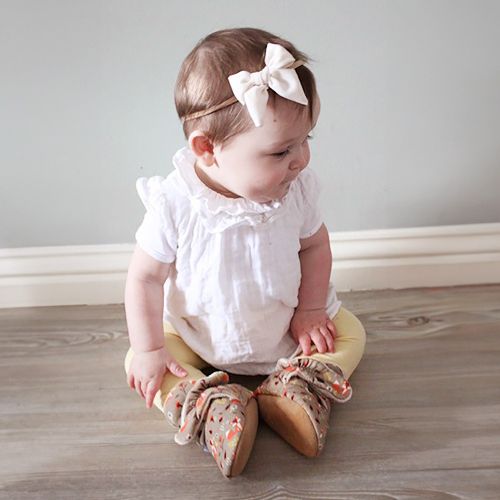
[181,43,309,127]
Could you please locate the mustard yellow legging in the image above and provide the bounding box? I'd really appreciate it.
[124,306,366,413]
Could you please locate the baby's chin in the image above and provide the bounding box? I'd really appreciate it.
[249,186,291,204]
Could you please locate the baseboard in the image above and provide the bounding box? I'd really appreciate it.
[1,222,499,308]
[330,222,500,291]
[0,244,133,309]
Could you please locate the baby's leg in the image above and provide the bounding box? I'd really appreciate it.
[299,306,366,379]
[125,324,258,477]
[124,323,210,413]
[256,307,366,456]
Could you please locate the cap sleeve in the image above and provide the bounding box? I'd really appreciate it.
[298,167,323,239]
[135,176,177,263]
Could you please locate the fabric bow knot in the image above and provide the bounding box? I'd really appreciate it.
[249,66,270,87]
[228,42,308,127]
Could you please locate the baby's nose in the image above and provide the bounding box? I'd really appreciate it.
[290,152,308,171]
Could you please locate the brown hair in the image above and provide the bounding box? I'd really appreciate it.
[174,27,319,147]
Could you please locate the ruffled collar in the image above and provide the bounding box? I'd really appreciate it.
[172,147,294,233]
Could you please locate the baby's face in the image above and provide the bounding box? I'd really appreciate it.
[209,99,319,203]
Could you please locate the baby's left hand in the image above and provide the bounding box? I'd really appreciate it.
[290,308,336,356]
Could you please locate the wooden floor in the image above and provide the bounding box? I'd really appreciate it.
[1,284,499,499]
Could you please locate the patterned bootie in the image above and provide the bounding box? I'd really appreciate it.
[164,371,258,478]
[254,357,352,457]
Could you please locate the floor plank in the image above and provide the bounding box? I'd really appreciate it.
[1,284,499,499]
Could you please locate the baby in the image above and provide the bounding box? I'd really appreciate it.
[124,27,366,478]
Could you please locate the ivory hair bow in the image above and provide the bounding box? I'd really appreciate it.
[227,43,308,127]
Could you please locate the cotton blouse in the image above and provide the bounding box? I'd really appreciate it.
[135,146,342,375]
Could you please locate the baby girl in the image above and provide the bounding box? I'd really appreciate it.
[124,27,366,478]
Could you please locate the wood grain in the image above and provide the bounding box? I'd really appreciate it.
[1,284,499,499]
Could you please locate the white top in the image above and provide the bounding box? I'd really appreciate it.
[135,146,342,375]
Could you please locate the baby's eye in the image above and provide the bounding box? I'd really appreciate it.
[273,149,290,158]
[272,135,313,159]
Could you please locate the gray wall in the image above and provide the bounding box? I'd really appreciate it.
[1,0,499,248]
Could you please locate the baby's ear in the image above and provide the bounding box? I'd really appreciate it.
[188,130,216,165]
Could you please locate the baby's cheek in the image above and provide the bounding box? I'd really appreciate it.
[269,170,287,186]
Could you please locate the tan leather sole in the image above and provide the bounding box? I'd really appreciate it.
[227,397,259,477]
[257,394,319,457]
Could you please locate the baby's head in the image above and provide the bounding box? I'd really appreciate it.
[175,28,320,203]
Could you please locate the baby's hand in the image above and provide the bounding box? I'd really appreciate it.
[290,308,336,356]
[127,346,188,408]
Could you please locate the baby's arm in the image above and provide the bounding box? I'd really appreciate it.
[290,223,337,355]
[124,245,187,408]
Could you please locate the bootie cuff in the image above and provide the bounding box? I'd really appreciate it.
[257,357,352,403]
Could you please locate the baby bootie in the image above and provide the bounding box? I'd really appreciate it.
[164,371,258,478]
[254,357,352,457]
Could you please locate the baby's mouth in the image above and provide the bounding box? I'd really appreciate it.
[281,178,292,185]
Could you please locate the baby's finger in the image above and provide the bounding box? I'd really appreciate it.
[167,360,188,378]
[299,334,312,356]
[326,320,337,337]
[136,379,146,400]
[310,329,327,354]
[127,371,135,390]
[145,377,161,409]
[320,325,335,352]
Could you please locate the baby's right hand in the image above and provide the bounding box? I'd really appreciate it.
[127,346,188,408]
